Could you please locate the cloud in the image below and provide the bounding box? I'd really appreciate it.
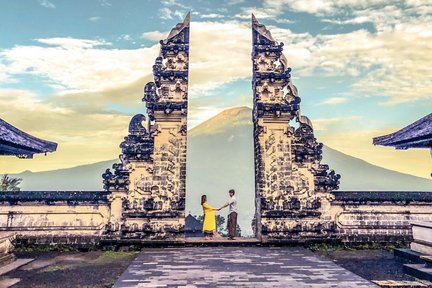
[159,7,186,20]
[1,38,159,93]
[119,34,133,41]
[312,116,361,131]
[161,0,188,9]
[321,97,348,105]
[0,62,10,82]
[99,0,111,7]
[0,87,134,173]
[261,0,390,17]
[142,31,167,41]
[38,0,55,9]
[88,16,101,22]
[188,21,251,96]
[0,89,70,115]
[226,0,245,5]
[159,7,174,20]
[4,16,431,106]
[37,37,110,49]
[200,13,225,19]
[273,25,432,104]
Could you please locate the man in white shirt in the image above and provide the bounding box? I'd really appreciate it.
[220,189,238,240]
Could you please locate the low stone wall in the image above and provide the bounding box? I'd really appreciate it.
[331,191,432,243]
[1,190,432,245]
[0,191,111,245]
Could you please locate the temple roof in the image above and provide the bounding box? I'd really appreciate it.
[185,214,202,231]
[0,118,58,158]
[373,113,432,149]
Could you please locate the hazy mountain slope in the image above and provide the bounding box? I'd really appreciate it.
[322,146,432,191]
[9,106,432,235]
[12,160,116,191]
[186,107,256,235]
[185,106,432,235]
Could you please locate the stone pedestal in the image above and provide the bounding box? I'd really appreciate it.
[411,221,432,255]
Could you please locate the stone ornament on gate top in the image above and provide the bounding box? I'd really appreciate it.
[103,13,190,241]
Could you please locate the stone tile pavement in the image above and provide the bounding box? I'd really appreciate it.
[114,246,378,287]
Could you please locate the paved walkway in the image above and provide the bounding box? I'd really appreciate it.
[114,247,378,287]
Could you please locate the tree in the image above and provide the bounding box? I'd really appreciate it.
[0,174,22,191]
[193,214,241,237]
[236,223,242,237]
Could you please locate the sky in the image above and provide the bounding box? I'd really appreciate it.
[0,0,431,178]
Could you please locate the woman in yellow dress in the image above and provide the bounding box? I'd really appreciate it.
[201,195,219,240]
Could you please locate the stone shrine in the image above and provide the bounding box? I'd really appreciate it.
[1,14,432,246]
[102,13,190,241]
[252,15,340,241]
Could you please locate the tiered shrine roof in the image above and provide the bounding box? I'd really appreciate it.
[0,118,57,158]
[373,113,432,149]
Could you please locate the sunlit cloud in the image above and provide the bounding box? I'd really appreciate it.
[321,97,348,105]
[38,0,55,9]
[88,16,101,22]
[1,38,158,93]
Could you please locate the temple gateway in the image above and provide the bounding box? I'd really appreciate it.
[1,15,432,245]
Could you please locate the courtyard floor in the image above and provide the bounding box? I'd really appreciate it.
[0,247,422,287]
[114,246,378,287]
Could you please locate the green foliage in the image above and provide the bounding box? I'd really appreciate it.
[194,214,242,236]
[0,174,22,191]
[307,241,408,252]
[98,251,137,260]
[40,265,68,273]
[15,244,79,253]
[236,223,242,237]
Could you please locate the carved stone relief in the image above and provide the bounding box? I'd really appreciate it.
[103,14,189,241]
[252,15,340,241]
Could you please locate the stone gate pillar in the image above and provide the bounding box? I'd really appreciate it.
[252,15,341,243]
[103,14,189,242]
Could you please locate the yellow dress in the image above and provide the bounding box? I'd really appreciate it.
[202,202,216,232]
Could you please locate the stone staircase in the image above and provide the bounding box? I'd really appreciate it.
[0,232,17,269]
[0,232,16,260]
[395,248,432,283]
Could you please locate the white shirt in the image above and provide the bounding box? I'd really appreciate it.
[228,195,237,215]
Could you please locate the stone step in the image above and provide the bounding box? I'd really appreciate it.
[0,258,34,276]
[372,279,430,288]
[0,254,16,267]
[404,264,432,282]
[420,256,432,268]
[394,248,424,264]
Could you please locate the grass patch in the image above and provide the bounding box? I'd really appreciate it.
[307,242,408,252]
[95,251,137,263]
[15,244,80,253]
[40,265,68,273]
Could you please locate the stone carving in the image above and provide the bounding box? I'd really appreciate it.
[103,14,189,241]
[252,15,340,241]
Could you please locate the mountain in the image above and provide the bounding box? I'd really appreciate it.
[9,106,432,235]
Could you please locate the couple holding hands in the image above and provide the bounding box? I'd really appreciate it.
[201,189,238,240]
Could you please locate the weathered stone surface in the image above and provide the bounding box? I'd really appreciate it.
[330,195,432,243]
[114,247,378,287]
[0,193,110,244]
[102,14,190,241]
[251,15,340,242]
[410,222,432,255]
